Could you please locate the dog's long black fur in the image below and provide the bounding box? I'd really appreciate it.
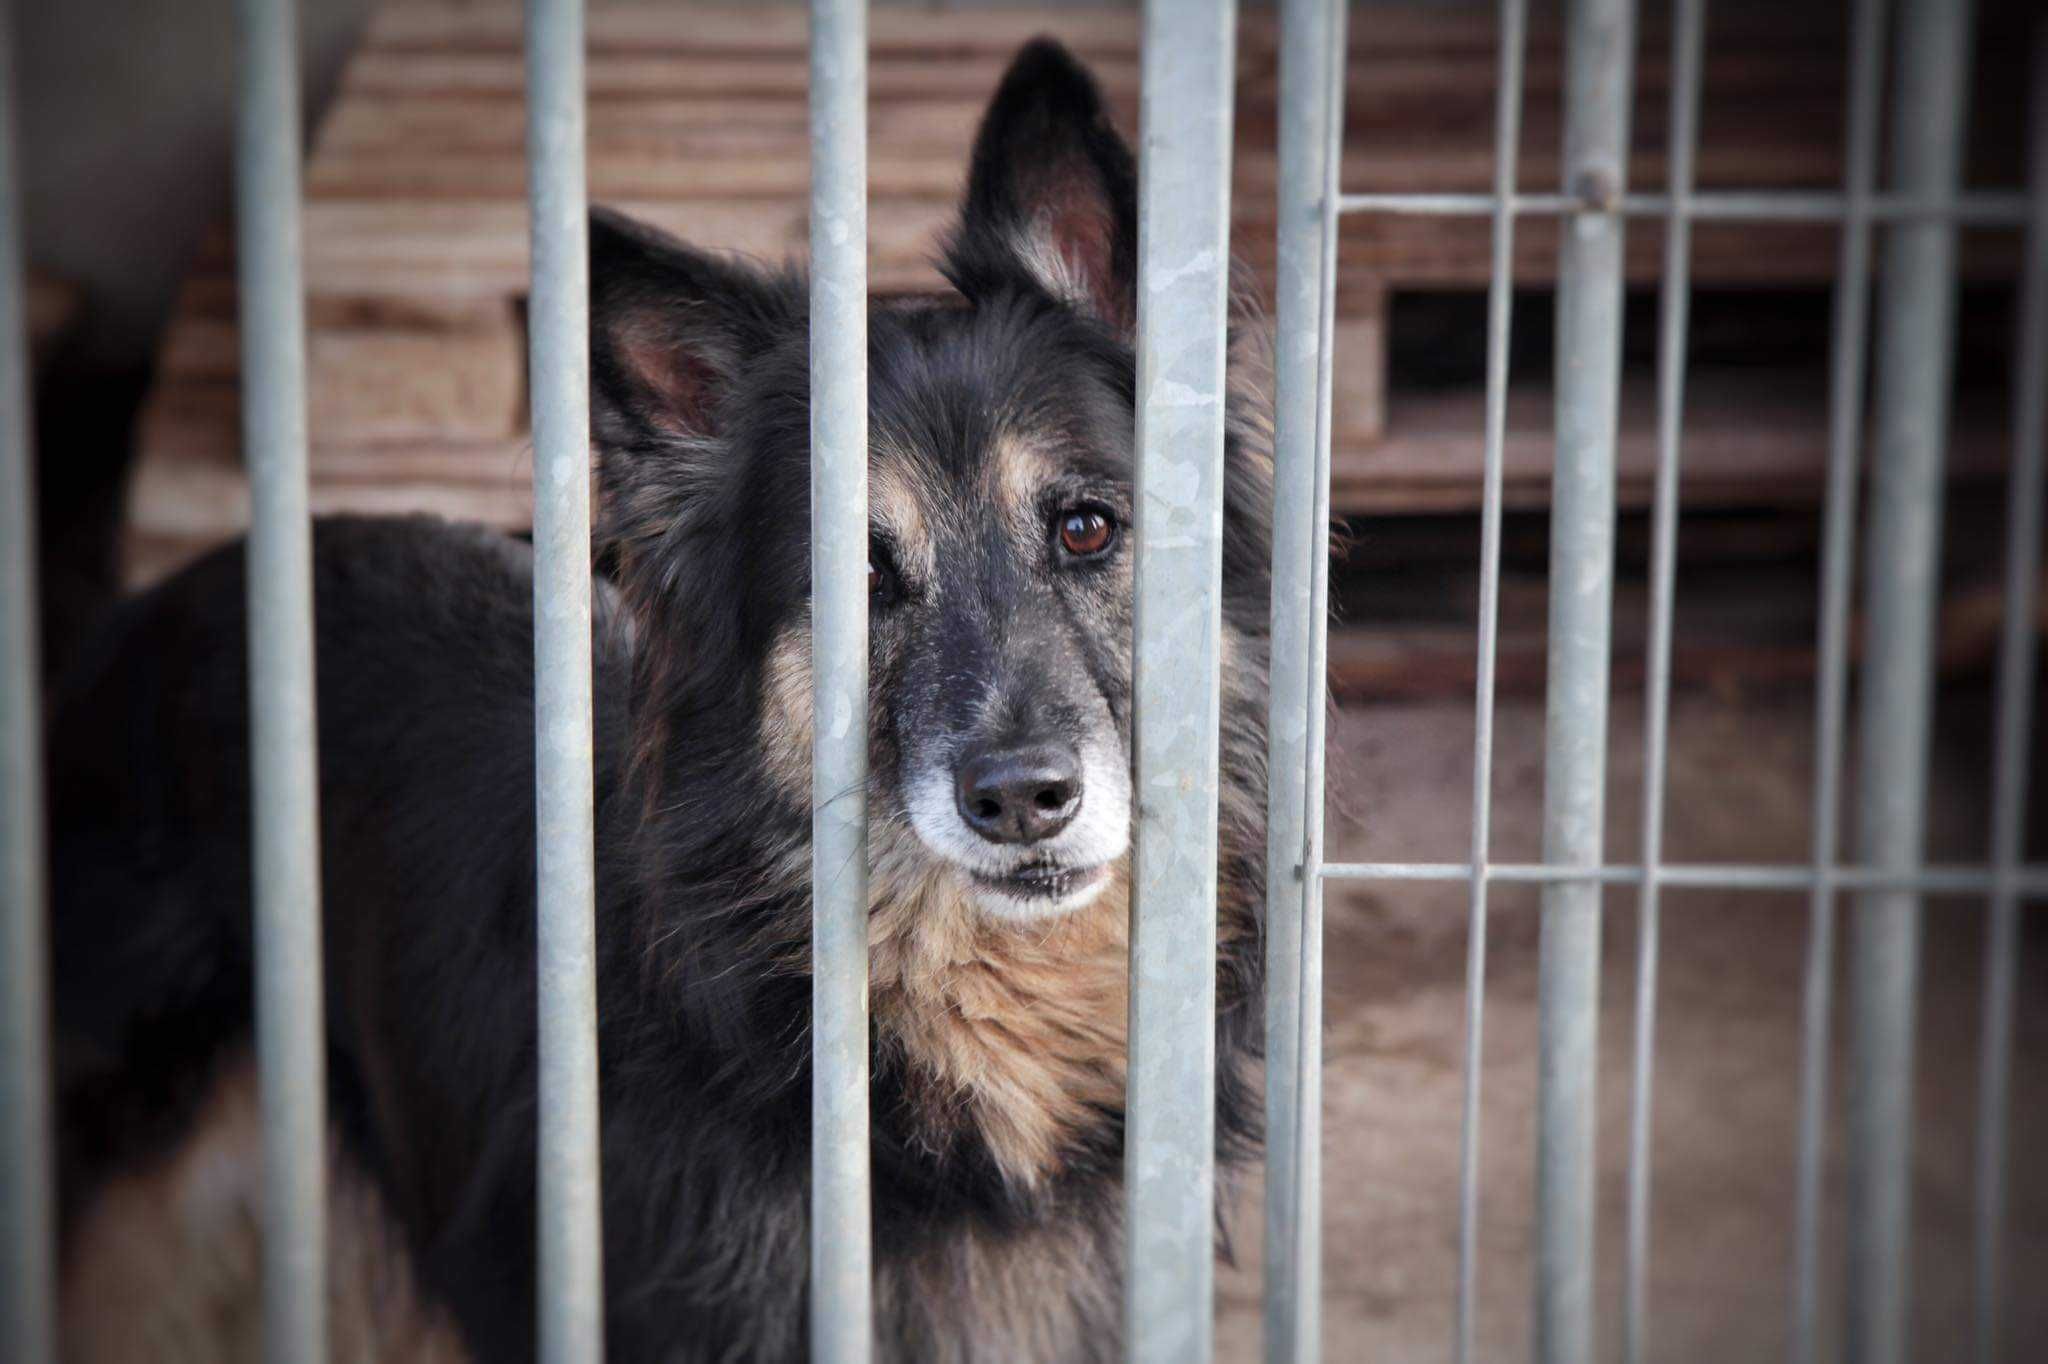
[51,40,1274,1362]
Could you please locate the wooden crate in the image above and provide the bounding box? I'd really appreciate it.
[122,1,2022,585]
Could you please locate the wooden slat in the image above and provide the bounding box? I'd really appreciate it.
[121,0,2027,587]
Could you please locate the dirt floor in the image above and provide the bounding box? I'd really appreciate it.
[1213,687,2048,1363]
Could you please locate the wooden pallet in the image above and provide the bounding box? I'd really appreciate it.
[121,2,2024,585]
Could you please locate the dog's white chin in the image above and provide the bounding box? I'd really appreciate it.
[902,754,1131,925]
[965,865,1113,923]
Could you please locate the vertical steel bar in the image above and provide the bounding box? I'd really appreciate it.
[0,2,51,1359]
[1623,3,1704,1361]
[808,2,871,1360]
[1537,2,1635,1359]
[1453,3,1527,1359]
[1288,16,1346,1362]
[525,2,604,1360]
[1971,32,2048,1364]
[1846,2,1973,1359]
[236,2,329,1360]
[1263,0,1342,1356]
[1790,3,1888,1358]
[1127,2,1236,1359]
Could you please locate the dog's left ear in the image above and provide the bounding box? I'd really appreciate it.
[942,38,1138,335]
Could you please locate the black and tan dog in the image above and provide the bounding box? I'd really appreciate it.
[50,39,1275,1363]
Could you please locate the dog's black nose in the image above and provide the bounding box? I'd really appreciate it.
[955,744,1081,845]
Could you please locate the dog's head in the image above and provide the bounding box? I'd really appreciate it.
[587,39,1272,928]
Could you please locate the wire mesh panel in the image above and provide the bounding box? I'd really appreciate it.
[1296,0,2048,1361]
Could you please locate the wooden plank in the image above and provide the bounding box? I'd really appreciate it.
[276,199,1906,305]
[160,301,525,443]
[1329,374,2008,513]
[122,0,2031,587]
[1332,282,1388,447]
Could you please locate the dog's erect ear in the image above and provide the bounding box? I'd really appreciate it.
[942,38,1138,335]
[587,206,785,450]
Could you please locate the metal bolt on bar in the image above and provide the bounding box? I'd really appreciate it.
[0,1,52,1358]
[1623,4,1705,1360]
[237,2,330,1360]
[1263,0,1345,1359]
[1971,32,2048,1364]
[808,2,872,1360]
[1847,1,1974,1359]
[1791,1,1888,1358]
[1536,1,1635,1359]
[525,2,605,1361]
[1452,2,1528,1360]
[1127,1,1236,1359]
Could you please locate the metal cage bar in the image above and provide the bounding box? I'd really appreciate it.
[1847,2,1974,1360]
[1536,2,1635,1359]
[1791,3,1889,1358]
[1622,4,1705,1360]
[524,1,605,1360]
[1322,861,2048,896]
[1126,2,1237,1358]
[1263,0,1345,1358]
[236,2,331,1359]
[0,0,51,1357]
[1451,3,1528,1361]
[1336,190,2028,224]
[1972,33,2048,1364]
[807,2,873,1360]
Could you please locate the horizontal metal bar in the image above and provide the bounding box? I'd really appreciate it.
[1319,862,2048,896]
[1337,189,2027,225]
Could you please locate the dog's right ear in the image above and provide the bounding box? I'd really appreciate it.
[586,207,793,573]
[942,38,1138,335]
[587,206,786,452]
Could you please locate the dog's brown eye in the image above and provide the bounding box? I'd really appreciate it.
[1057,509,1114,558]
[869,554,901,606]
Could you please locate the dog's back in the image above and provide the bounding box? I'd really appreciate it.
[51,515,631,1361]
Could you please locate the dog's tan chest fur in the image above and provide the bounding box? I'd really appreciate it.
[868,840,1131,1190]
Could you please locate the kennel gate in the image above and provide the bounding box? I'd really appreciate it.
[1,1,2046,1363]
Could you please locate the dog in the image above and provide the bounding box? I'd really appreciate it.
[49,38,1276,1363]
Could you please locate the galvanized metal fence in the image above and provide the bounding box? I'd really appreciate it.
[1300,5,2048,1364]
[0,1,2043,1363]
